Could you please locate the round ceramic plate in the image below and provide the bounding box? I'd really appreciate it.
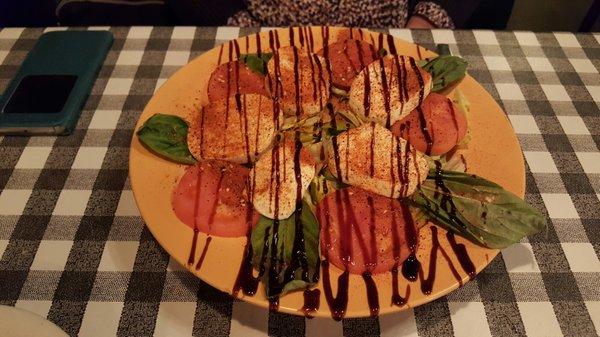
[129,27,525,319]
[0,305,68,337]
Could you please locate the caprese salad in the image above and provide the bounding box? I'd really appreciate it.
[136,27,545,319]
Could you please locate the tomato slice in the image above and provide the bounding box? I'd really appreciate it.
[172,161,258,237]
[207,61,269,101]
[391,93,467,156]
[316,39,380,91]
[316,187,415,275]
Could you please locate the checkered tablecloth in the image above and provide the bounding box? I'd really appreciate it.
[0,26,599,337]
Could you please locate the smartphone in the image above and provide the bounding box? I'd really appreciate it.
[0,30,113,135]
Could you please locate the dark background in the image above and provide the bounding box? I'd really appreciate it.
[0,0,598,31]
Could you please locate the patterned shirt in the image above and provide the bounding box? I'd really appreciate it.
[228,1,455,28]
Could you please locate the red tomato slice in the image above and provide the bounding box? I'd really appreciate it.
[207,61,269,101]
[391,93,467,156]
[316,39,380,91]
[316,187,415,275]
[172,161,258,237]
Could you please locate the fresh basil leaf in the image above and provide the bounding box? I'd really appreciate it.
[411,169,546,249]
[378,48,388,57]
[136,114,196,165]
[239,52,273,76]
[309,174,327,204]
[309,168,349,204]
[251,200,320,299]
[420,55,468,92]
[321,168,349,189]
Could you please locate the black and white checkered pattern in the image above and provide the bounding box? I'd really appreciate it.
[0,27,599,337]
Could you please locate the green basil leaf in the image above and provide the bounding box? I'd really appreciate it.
[378,48,388,57]
[321,168,349,189]
[420,55,468,92]
[411,169,546,249]
[251,200,320,299]
[136,114,196,165]
[239,52,273,76]
[309,168,349,204]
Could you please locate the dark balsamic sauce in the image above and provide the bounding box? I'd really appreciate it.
[459,154,468,172]
[232,183,267,296]
[409,57,433,155]
[224,42,232,121]
[289,26,295,47]
[307,27,315,53]
[447,232,476,279]
[302,288,320,317]
[378,57,391,128]
[362,58,371,117]
[387,35,397,55]
[369,123,376,177]
[321,27,333,82]
[321,260,349,321]
[266,144,282,298]
[255,32,262,57]
[401,254,420,281]
[195,236,212,271]
[362,273,380,317]
[399,56,409,104]
[391,266,410,306]
[298,26,305,48]
[188,227,200,266]
[269,297,280,312]
[187,165,204,266]
[400,200,420,281]
[217,44,224,65]
[291,47,302,116]
[418,226,439,294]
[232,39,241,58]
[433,161,464,228]
[313,54,325,109]
[434,229,463,286]
[306,50,318,106]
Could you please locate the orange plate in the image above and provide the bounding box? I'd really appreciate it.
[129,27,525,318]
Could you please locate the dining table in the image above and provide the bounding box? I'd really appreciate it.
[0,26,598,337]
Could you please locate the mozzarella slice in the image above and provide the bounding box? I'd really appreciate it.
[266,46,330,119]
[187,93,281,164]
[326,122,429,198]
[250,136,316,219]
[348,55,432,127]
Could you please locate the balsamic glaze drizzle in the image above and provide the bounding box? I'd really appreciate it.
[408,57,433,155]
[321,260,349,321]
[189,28,477,318]
[302,288,321,317]
[433,161,465,228]
[195,237,212,271]
[447,232,476,279]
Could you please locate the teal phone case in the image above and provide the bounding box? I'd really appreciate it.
[0,31,113,135]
